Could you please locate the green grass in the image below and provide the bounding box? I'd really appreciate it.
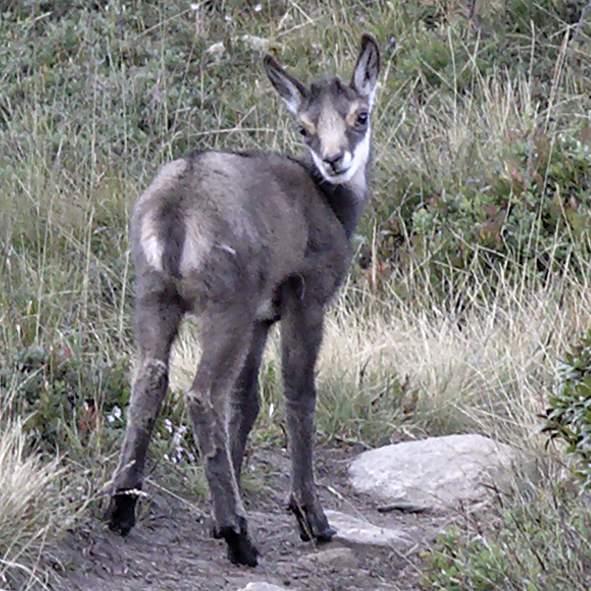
[2,0,591,586]
[421,465,591,590]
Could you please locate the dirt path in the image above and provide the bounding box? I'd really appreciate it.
[51,446,446,591]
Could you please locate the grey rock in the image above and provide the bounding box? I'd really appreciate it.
[349,433,516,510]
[325,510,413,548]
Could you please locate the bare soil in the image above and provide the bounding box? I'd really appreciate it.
[49,446,448,591]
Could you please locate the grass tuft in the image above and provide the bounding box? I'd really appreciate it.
[0,419,90,589]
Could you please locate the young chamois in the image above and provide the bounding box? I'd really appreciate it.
[108,34,380,567]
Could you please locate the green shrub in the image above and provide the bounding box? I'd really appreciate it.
[421,478,591,591]
[364,0,591,299]
[542,329,591,488]
[0,344,131,456]
[421,528,511,591]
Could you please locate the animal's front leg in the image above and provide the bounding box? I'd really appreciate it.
[281,291,334,543]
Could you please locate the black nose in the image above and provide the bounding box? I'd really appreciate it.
[323,152,344,171]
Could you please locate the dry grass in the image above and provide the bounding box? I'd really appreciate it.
[167,267,591,452]
[0,419,84,590]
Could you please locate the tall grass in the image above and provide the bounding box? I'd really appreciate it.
[169,259,591,450]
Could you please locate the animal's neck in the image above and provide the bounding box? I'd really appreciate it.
[320,169,367,239]
[294,155,370,240]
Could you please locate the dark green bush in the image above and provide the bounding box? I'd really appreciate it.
[0,344,131,455]
[542,329,591,489]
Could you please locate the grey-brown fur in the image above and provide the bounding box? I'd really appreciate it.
[108,34,380,567]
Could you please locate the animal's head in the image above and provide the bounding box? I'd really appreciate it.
[264,34,380,185]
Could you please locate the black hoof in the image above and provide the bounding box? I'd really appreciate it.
[315,526,336,544]
[107,491,138,537]
[216,517,259,567]
[288,501,334,543]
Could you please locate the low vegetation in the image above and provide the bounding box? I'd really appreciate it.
[1,0,591,587]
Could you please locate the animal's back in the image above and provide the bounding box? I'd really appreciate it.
[131,151,350,309]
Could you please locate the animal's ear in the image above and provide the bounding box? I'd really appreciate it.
[264,55,308,115]
[350,34,381,108]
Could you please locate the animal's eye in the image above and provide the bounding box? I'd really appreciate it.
[356,112,369,126]
[298,125,310,138]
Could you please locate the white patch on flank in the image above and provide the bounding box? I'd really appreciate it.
[138,159,188,272]
[140,211,164,271]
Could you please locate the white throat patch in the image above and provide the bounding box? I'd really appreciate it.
[311,126,371,198]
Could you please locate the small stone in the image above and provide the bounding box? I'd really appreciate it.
[325,510,413,549]
[204,41,225,55]
[203,41,226,63]
[302,547,358,569]
[237,583,290,591]
[241,34,270,52]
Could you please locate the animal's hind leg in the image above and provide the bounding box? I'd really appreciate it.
[229,320,272,484]
[108,286,183,536]
[186,307,259,567]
